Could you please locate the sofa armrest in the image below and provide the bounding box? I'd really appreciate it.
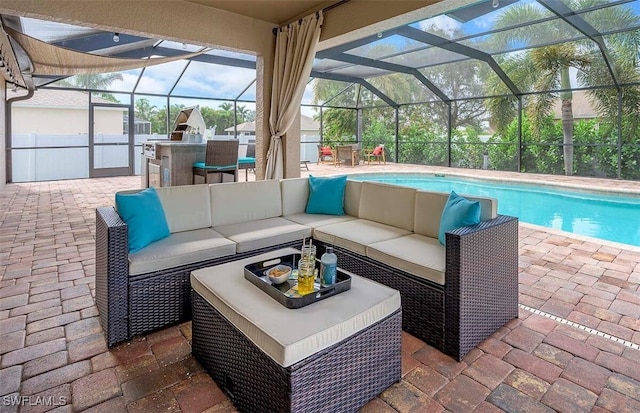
[444,214,519,360]
[95,206,130,347]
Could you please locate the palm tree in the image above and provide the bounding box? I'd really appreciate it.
[57,73,124,89]
[487,4,591,175]
[219,102,233,112]
[236,105,251,122]
[530,45,590,175]
[485,0,640,175]
[55,73,125,103]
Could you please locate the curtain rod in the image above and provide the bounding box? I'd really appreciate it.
[272,0,350,35]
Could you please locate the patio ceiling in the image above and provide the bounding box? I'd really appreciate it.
[186,0,339,25]
[1,0,639,106]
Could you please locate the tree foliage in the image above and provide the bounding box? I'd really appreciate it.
[56,73,124,102]
[310,0,639,180]
[133,99,255,136]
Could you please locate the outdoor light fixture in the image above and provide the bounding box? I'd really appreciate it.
[492,0,500,8]
[113,33,120,43]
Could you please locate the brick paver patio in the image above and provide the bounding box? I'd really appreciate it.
[1,163,638,412]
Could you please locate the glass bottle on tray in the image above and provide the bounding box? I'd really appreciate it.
[320,247,337,287]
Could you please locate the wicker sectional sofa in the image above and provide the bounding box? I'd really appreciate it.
[96,176,518,360]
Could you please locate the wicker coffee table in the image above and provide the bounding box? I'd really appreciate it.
[190,247,402,413]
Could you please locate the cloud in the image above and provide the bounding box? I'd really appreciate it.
[300,105,317,118]
[109,70,142,92]
[105,58,257,100]
[417,15,462,37]
[132,60,190,94]
[301,82,315,104]
[172,62,255,98]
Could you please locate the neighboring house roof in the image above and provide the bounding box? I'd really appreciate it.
[300,114,320,131]
[228,122,256,133]
[551,90,598,120]
[8,88,115,108]
[225,114,319,132]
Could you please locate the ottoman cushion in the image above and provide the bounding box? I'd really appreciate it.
[191,248,400,367]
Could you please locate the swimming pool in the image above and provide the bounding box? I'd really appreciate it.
[349,173,640,247]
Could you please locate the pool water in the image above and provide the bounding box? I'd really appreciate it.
[350,174,640,247]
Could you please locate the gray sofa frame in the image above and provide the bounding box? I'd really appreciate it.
[315,214,518,360]
[96,206,301,347]
[96,206,518,360]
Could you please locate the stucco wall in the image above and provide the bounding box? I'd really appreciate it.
[94,107,127,135]
[13,107,88,134]
[1,82,6,189]
[12,106,124,135]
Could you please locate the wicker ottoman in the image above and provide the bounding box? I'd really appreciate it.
[190,247,402,413]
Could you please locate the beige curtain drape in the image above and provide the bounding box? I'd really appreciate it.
[6,27,209,76]
[265,11,323,180]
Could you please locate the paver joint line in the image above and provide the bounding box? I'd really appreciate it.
[519,304,640,350]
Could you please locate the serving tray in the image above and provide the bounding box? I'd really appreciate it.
[244,252,351,309]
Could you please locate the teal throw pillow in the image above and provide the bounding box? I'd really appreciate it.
[438,191,481,245]
[305,175,347,215]
[115,187,170,253]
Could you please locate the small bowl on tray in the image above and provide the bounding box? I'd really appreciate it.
[265,264,292,284]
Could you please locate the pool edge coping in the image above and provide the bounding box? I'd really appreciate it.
[345,170,640,197]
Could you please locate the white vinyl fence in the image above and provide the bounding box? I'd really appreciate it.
[11,133,323,182]
[11,133,159,182]
[301,134,321,163]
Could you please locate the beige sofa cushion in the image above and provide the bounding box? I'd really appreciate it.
[280,177,308,216]
[128,228,236,276]
[358,182,415,231]
[344,180,362,217]
[284,213,356,228]
[191,247,401,367]
[155,184,212,233]
[214,217,311,253]
[414,191,497,239]
[313,219,410,255]
[210,180,282,227]
[366,234,446,285]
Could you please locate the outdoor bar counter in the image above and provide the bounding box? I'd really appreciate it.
[141,141,206,187]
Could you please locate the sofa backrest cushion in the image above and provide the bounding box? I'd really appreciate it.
[344,180,362,218]
[358,182,416,231]
[414,190,497,239]
[280,177,309,216]
[155,184,212,233]
[210,180,282,227]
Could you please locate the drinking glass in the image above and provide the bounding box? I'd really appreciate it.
[301,244,316,265]
[297,259,315,295]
